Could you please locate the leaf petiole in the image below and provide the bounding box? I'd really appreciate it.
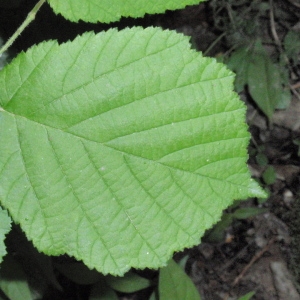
[0,0,46,57]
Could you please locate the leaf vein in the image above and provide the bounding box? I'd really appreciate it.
[15,117,54,245]
[123,155,192,239]
[81,140,163,262]
[45,129,118,268]
[7,43,57,105]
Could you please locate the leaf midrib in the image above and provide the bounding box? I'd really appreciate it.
[3,110,251,191]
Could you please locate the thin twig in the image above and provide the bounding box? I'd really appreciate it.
[290,83,300,100]
[291,81,300,90]
[287,0,300,9]
[0,0,46,57]
[290,86,300,101]
[222,238,276,300]
[269,0,281,48]
[232,237,276,286]
[223,237,276,300]
[204,32,226,56]
[220,243,251,272]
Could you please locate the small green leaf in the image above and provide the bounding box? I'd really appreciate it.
[204,214,233,243]
[149,292,157,300]
[0,27,265,275]
[284,30,300,62]
[178,255,189,270]
[275,87,291,110]
[238,291,255,300]
[105,271,151,293]
[48,0,205,23]
[247,41,283,119]
[276,59,291,110]
[258,186,270,204]
[0,255,32,300]
[227,47,251,93]
[233,207,268,219]
[0,207,11,264]
[262,166,276,185]
[255,152,268,166]
[159,259,201,300]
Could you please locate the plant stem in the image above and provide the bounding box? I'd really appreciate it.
[203,32,226,56]
[0,0,46,57]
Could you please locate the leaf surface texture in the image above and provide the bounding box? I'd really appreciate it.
[0,28,264,275]
[48,0,205,23]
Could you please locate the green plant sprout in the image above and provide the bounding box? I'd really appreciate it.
[0,0,266,299]
[210,0,293,123]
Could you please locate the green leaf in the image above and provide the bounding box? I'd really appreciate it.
[233,207,268,219]
[255,152,268,166]
[228,42,291,116]
[89,280,119,300]
[262,166,276,185]
[204,213,233,243]
[258,186,270,204]
[284,30,300,62]
[247,41,283,119]
[0,27,265,275]
[48,0,205,23]
[276,58,291,110]
[159,259,201,300]
[0,207,11,264]
[149,292,157,300]
[105,271,151,293]
[178,255,189,270]
[0,254,32,300]
[227,47,251,93]
[238,291,255,300]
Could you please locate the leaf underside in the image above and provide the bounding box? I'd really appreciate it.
[0,27,264,275]
[47,0,206,23]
